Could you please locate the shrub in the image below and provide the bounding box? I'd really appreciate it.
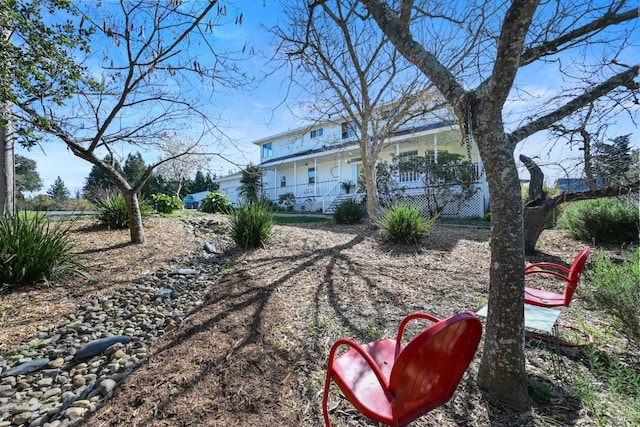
[150,194,183,214]
[229,201,275,249]
[378,203,437,245]
[95,193,150,228]
[333,198,364,225]
[199,192,233,214]
[0,211,84,290]
[278,192,296,211]
[557,198,639,245]
[584,248,640,345]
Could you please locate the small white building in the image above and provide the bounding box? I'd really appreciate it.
[217,113,489,217]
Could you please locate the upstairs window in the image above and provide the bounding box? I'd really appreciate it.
[341,121,356,139]
[310,128,324,138]
[262,142,273,158]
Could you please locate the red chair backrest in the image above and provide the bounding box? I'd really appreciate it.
[388,312,482,426]
[564,247,592,304]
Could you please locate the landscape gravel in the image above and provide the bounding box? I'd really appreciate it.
[0,219,230,427]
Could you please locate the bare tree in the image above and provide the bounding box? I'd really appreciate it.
[156,133,213,199]
[276,0,450,223]
[11,1,247,243]
[362,0,638,409]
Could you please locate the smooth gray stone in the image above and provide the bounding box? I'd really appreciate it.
[74,336,131,361]
[169,268,200,276]
[0,359,50,378]
[203,243,217,254]
[154,288,172,299]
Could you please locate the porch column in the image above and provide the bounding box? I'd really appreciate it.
[434,134,438,163]
[294,162,298,198]
[314,157,318,196]
[274,166,278,199]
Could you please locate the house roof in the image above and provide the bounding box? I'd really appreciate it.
[258,121,455,167]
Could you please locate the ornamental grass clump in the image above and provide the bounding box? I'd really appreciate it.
[378,203,437,245]
[95,193,150,228]
[229,201,275,249]
[0,211,84,291]
[333,198,364,224]
[584,248,640,345]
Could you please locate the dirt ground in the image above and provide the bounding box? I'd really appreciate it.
[0,214,632,426]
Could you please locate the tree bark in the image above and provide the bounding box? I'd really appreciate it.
[475,118,529,411]
[0,101,14,216]
[124,190,146,244]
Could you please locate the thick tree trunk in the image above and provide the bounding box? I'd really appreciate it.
[124,190,146,244]
[475,123,529,411]
[0,101,15,216]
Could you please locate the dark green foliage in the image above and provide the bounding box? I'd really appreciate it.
[378,203,437,245]
[584,248,640,345]
[123,152,147,187]
[229,202,275,249]
[557,198,639,245]
[15,154,43,194]
[95,193,150,229]
[199,193,233,214]
[83,156,122,201]
[239,164,263,204]
[333,198,364,224]
[278,192,296,211]
[592,135,634,185]
[150,194,183,214]
[0,211,83,290]
[2,0,93,147]
[47,176,70,202]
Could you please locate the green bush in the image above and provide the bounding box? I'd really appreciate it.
[150,194,183,214]
[199,192,233,214]
[584,248,640,345]
[0,211,84,290]
[557,198,639,245]
[378,203,437,245]
[95,193,150,229]
[333,198,364,225]
[277,192,296,211]
[229,201,275,249]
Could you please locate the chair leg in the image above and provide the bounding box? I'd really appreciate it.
[322,370,334,427]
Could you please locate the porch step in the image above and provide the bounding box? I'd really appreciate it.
[324,193,365,215]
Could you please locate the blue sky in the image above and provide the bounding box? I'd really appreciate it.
[17,1,638,196]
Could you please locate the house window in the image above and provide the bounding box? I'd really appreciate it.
[262,143,273,158]
[308,167,316,184]
[310,128,323,138]
[280,176,286,188]
[341,121,356,139]
[398,150,418,163]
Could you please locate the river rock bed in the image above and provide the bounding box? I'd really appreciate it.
[0,219,233,427]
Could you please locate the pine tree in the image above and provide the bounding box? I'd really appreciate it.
[47,176,70,202]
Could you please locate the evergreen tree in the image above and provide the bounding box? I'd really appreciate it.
[592,134,634,185]
[123,152,147,187]
[193,170,207,192]
[205,172,219,192]
[15,154,42,196]
[47,176,70,202]
[239,164,263,204]
[82,155,121,200]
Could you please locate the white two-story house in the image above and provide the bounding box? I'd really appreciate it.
[217,113,489,217]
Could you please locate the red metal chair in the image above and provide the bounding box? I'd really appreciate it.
[322,312,482,427]
[524,247,592,308]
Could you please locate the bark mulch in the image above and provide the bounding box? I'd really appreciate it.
[1,214,632,426]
